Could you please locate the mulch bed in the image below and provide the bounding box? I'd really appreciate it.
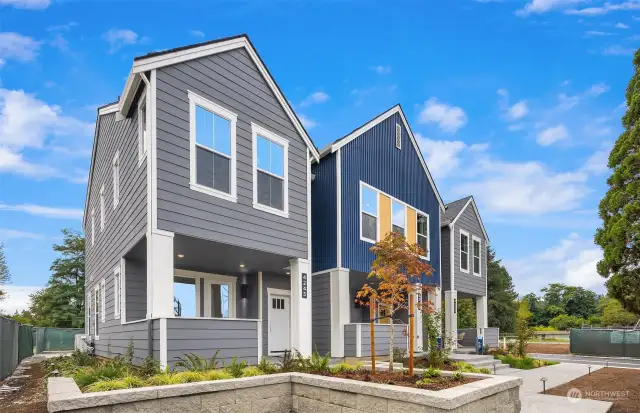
[526,343,570,354]
[316,370,479,390]
[0,359,48,413]
[546,367,640,413]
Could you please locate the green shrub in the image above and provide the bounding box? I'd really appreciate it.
[225,357,248,378]
[241,366,264,377]
[423,367,441,378]
[329,362,358,374]
[174,351,220,372]
[145,373,174,386]
[548,314,586,331]
[258,357,278,374]
[392,347,407,363]
[451,372,464,381]
[416,378,433,385]
[171,371,207,383]
[533,326,556,331]
[138,356,161,377]
[307,350,331,373]
[277,350,298,372]
[84,375,144,393]
[479,367,491,374]
[73,364,128,388]
[204,370,234,381]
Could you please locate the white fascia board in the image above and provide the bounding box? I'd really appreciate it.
[329,105,445,212]
[121,37,319,162]
[448,197,489,242]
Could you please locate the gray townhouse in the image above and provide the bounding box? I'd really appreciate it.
[83,34,319,369]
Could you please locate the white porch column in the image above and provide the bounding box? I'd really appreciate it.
[410,285,423,352]
[444,290,458,349]
[147,231,175,319]
[330,268,350,357]
[290,258,312,356]
[476,295,488,342]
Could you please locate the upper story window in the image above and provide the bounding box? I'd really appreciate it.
[460,229,470,273]
[138,91,148,164]
[395,123,402,149]
[252,123,289,217]
[99,185,105,231]
[112,152,120,209]
[90,208,95,246]
[188,91,237,203]
[417,212,429,259]
[391,200,405,236]
[472,236,481,276]
[113,264,121,319]
[360,183,378,243]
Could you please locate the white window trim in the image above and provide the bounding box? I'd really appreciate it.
[251,122,289,218]
[86,291,91,335]
[120,258,127,325]
[99,185,105,231]
[113,264,121,319]
[416,210,430,261]
[359,181,379,244]
[188,90,238,203]
[112,151,120,209]
[90,209,95,246]
[460,229,470,274]
[138,90,148,165]
[100,279,106,323]
[472,235,482,277]
[93,284,100,340]
[391,199,407,236]
[395,123,402,150]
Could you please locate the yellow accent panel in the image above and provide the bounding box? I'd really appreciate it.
[379,193,391,238]
[406,207,417,245]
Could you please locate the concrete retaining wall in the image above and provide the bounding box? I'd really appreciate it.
[48,371,521,413]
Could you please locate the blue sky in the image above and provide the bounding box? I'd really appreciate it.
[0,0,637,313]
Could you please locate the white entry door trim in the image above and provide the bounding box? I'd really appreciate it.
[267,288,291,356]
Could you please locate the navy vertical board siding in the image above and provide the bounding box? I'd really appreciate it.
[311,153,337,273]
[340,112,440,285]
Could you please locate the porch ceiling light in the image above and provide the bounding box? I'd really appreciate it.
[177,254,184,258]
[239,263,245,268]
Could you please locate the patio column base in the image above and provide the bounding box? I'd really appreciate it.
[290,258,311,356]
[444,290,458,349]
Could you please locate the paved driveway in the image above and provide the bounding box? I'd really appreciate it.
[531,352,640,369]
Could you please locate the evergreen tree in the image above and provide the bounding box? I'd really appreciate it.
[487,247,518,332]
[595,48,640,315]
[0,243,10,301]
[29,229,85,328]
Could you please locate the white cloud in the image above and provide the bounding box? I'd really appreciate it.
[554,83,609,112]
[0,32,41,63]
[456,158,589,214]
[102,29,146,53]
[507,123,526,132]
[415,133,466,179]
[517,0,583,16]
[537,124,570,146]
[0,58,4,69]
[615,22,631,28]
[298,114,317,130]
[582,147,611,174]
[46,22,78,32]
[0,228,44,240]
[189,30,205,38]
[0,0,49,9]
[371,65,391,75]
[0,203,83,219]
[0,147,59,178]
[0,285,42,315]
[469,142,490,152]
[504,233,605,294]
[418,98,468,133]
[603,45,635,55]
[300,91,329,107]
[566,1,640,16]
[507,101,529,120]
[584,30,614,36]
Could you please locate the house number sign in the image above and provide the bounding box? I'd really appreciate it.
[301,273,308,299]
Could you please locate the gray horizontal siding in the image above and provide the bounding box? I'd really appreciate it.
[85,87,148,361]
[343,324,408,357]
[155,47,309,259]
[452,205,487,297]
[441,227,451,292]
[166,318,258,368]
[311,272,331,354]
[125,258,147,322]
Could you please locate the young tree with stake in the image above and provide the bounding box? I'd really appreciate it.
[356,231,436,372]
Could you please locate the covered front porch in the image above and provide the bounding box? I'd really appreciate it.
[443,290,491,350]
[126,232,311,368]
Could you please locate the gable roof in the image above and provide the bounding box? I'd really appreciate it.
[119,34,319,161]
[441,196,489,241]
[319,104,445,212]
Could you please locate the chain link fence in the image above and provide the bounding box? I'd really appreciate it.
[0,316,33,380]
[570,328,640,357]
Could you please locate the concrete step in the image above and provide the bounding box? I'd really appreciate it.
[495,367,521,376]
[449,354,495,363]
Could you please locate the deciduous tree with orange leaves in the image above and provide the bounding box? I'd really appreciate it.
[356,231,436,371]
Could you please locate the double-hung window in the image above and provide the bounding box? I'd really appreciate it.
[417,213,429,259]
[112,152,120,209]
[391,200,405,236]
[90,209,95,246]
[86,292,91,334]
[138,91,148,164]
[99,185,105,231]
[460,230,470,273]
[188,91,237,202]
[472,236,481,276]
[252,123,288,217]
[360,183,378,243]
[113,264,121,319]
[93,285,100,338]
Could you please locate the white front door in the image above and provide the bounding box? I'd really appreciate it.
[268,292,290,355]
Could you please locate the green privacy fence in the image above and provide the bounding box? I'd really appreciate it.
[570,328,640,357]
[33,327,84,353]
[0,316,34,380]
